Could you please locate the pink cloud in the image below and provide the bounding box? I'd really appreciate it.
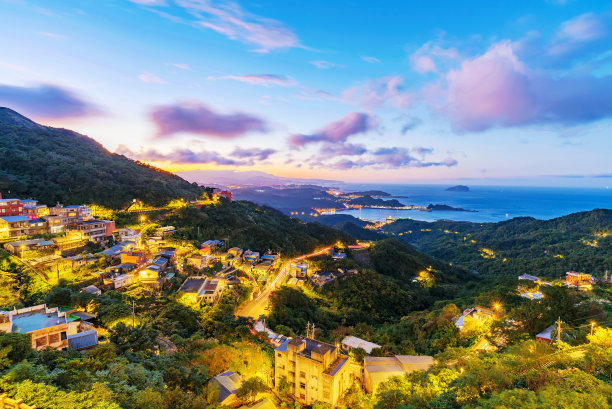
[150,101,267,138]
[343,76,411,109]
[288,112,378,148]
[177,0,302,53]
[550,13,609,55]
[210,74,297,87]
[410,41,459,74]
[434,41,612,132]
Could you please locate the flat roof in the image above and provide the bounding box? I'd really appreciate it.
[181,277,206,293]
[0,215,29,222]
[11,310,66,333]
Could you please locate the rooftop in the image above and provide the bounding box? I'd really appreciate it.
[341,335,381,354]
[0,215,29,223]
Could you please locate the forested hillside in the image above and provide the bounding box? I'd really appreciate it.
[0,108,204,208]
[378,209,612,278]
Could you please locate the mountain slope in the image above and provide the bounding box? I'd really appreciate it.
[382,209,612,277]
[0,108,204,208]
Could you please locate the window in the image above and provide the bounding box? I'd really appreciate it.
[300,371,306,378]
[300,382,306,389]
[35,337,47,348]
[61,331,67,340]
[324,391,330,399]
[277,353,282,358]
[300,394,305,400]
[49,333,60,344]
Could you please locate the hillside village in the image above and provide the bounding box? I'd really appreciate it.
[1,188,612,409]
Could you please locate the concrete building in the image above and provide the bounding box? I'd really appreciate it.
[187,254,216,270]
[363,355,435,393]
[0,304,97,351]
[66,220,114,243]
[4,238,54,255]
[274,337,351,407]
[0,195,23,217]
[0,215,30,238]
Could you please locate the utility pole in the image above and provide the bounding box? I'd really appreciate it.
[555,317,562,342]
[132,300,135,327]
[590,322,596,338]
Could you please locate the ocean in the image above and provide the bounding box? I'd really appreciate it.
[336,184,612,223]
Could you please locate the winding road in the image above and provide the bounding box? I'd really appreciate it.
[236,246,332,319]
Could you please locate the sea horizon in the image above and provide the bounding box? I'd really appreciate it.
[334,184,612,223]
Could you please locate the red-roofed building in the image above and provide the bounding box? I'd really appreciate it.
[0,193,23,217]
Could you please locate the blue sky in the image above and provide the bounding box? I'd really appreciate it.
[1,0,612,186]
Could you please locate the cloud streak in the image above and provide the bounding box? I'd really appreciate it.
[209,74,297,87]
[343,76,411,109]
[0,83,101,119]
[150,101,267,138]
[288,112,378,148]
[176,0,303,53]
[116,145,242,165]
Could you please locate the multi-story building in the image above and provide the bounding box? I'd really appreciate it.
[0,215,30,238]
[0,194,23,217]
[21,199,49,220]
[66,220,113,243]
[43,214,69,234]
[274,337,351,407]
[48,204,92,222]
[0,304,98,351]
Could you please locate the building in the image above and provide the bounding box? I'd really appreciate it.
[22,200,49,220]
[291,262,309,279]
[80,285,102,296]
[566,271,592,290]
[42,214,68,234]
[0,215,31,238]
[66,220,115,243]
[261,250,280,263]
[221,247,243,264]
[518,274,540,282]
[363,355,435,393]
[239,398,278,409]
[27,218,48,236]
[0,304,97,351]
[274,337,351,407]
[4,238,54,255]
[48,204,92,221]
[209,371,242,406]
[332,252,347,260]
[0,195,23,217]
[341,335,381,354]
[536,325,556,343]
[213,189,233,202]
[243,250,260,263]
[178,277,224,304]
[520,292,543,300]
[121,251,149,266]
[186,254,216,270]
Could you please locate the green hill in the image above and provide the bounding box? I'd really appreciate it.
[0,107,204,209]
[381,209,612,277]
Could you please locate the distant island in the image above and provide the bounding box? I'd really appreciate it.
[446,185,470,192]
[427,203,477,212]
[349,190,392,197]
[348,195,405,208]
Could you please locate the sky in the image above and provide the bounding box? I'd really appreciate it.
[1,0,612,186]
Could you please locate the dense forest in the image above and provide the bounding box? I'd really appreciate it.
[0,108,204,209]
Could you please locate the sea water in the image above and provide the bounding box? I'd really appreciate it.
[338,184,612,223]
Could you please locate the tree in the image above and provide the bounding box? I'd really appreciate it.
[44,287,74,307]
[109,323,159,354]
[0,332,33,366]
[588,327,612,348]
[237,376,268,405]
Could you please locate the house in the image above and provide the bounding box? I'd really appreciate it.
[67,220,113,243]
[42,214,68,234]
[187,254,216,270]
[363,355,435,393]
[222,247,243,263]
[67,329,99,351]
[261,250,280,263]
[4,238,54,255]
[0,215,30,238]
[0,195,23,217]
[201,239,223,252]
[177,276,208,304]
[0,304,98,351]
[209,371,242,406]
[98,263,137,289]
[566,271,592,290]
[243,250,260,263]
[48,204,92,222]
[213,189,233,202]
[155,226,177,238]
[80,285,102,296]
[291,262,308,279]
[536,325,556,343]
[341,335,381,354]
[253,261,273,275]
[114,228,142,245]
[332,252,347,260]
[520,292,543,300]
[22,200,49,220]
[99,242,135,258]
[199,279,223,303]
[26,218,48,236]
[120,251,149,266]
[152,256,170,271]
[274,336,351,407]
[518,274,540,282]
